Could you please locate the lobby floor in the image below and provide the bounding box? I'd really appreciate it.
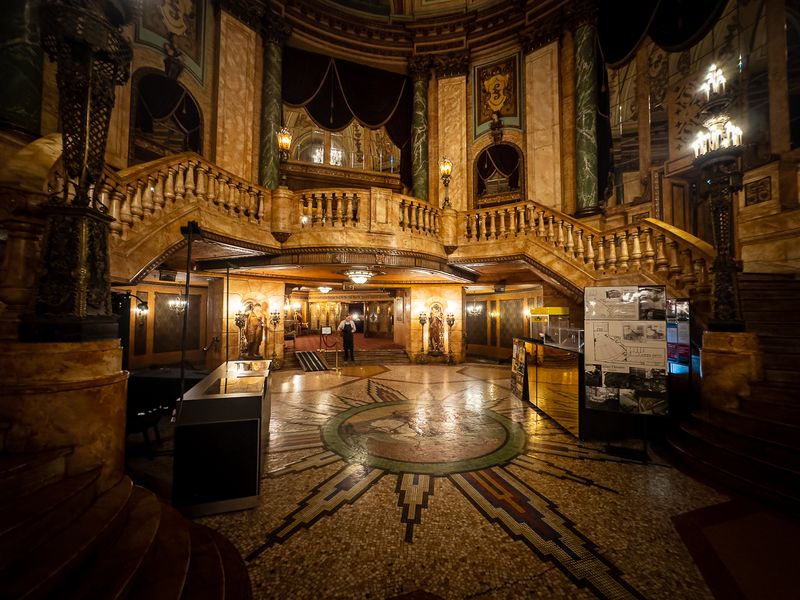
[177,363,741,600]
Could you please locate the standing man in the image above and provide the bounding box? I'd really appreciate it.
[338,314,356,362]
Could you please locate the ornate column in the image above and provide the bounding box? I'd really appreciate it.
[434,52,470,212]
[259,16,291,190]
[571,1,601,217]
[409,56,430,200]
[20,0,133,342]
[0,0,43,135]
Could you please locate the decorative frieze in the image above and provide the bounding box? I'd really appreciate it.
[433,52,470,79]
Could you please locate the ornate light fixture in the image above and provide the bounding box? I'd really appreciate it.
[466,301,483,316]
[276,126,293,187]
[439,157,452,208]
[691,62,745,331]
[126,292,149,325]
[418,311,427,354]
[168,295,188,313]
[269,309,281,369]
[318,286,332,294]
[446,312,455,364]
[345,269,373,285]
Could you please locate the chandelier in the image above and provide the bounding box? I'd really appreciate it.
[691,64,742,158]
[345,269,373,285]
[168,295,188,313]
[318,286,332,294]
[466,301,483,316]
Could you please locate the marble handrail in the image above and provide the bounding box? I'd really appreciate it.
[459,200,714,291]
[397,195,439,236]
[101,153,269,238]
[295,189,364,229]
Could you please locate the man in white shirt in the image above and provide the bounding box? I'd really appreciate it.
[337,314,356,361]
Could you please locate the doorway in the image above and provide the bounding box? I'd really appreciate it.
[347,302,365,333]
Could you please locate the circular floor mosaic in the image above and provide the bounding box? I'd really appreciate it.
[322,399,527,474]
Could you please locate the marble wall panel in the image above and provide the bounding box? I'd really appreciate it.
[215,12,257,181]
[437,76,468,211]
[525,43,562,210]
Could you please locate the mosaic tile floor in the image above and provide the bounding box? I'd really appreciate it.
[195,364,729,599]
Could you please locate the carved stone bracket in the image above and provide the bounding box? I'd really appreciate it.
[408,55,432,81]
[262,13,292,45]
[433,52,470,79]
[272,231,292,243]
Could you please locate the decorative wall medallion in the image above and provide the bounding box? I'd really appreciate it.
[744,176,771,206]
[473,54,521,139]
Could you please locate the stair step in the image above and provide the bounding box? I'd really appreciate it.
[0,467,101,571]
[0,422,9,453]
[706,408,800,451]
[208,529,253,600]
[61,486,161,600]
[683,414,800,474]
[0,446,72,500]
[666,428,800,508]
[764,368,800,385]
[180,524,224,600]
[746,322,800,336]
[127,502,192,600]
[0,476,134,599]
[742,394,800,427]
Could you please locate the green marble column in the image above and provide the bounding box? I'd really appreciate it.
[574,22,600,217]
[0,0,43,135]
[259,18,290,190]
[410,57,429,200]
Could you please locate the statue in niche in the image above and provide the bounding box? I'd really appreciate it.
[244,302,265,358]
[428,303,445,356]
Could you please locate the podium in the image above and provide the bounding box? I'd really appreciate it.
[172,360,271,517]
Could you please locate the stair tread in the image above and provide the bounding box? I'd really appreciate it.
[0,467,101,568]
[62,486,162,600]
[0,446,72,478]
[208,529,253,600]
[0,476,134,599]
[127,502,192,600]
[180,524,224,600]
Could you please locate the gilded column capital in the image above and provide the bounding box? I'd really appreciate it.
[565,0,597,31]
[520,11,563,54]
[433,52,470,79]
[262,14,292,45]
[408,55,432,81]
[214,0,267,30]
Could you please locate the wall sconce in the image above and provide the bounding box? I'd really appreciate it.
[418,311,427,354]
[269,309,281,368]
[446,312,455,364]
[466,301,482,316]
[439,157,452,209]
[490,310,499,319]
[127,292,149,325]
[292,302,302,312]
[168,294,187,313]
[276,126,293,187]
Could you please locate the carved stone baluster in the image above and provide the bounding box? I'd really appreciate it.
[206,172,216,207]
[109,189,122,238]
[129,183,143,219]
[152,172,164,212]
[323,192,331,226]
[194,167,206,204]
[399,198,406,230]
[595,235,606,273]
[498,209,507,237]
[565,223,575,256]
[555,219,564,249]
[681,248,697,288]
[547,215,555,242]
[629,229,642,270]
[575,229,585,262]
[605,235,618,273]
[433,210,439,235]
[655,234,669,274]
[141,178,153,214]
[164,168,176,206]
[585,233,596,270]
[248,190,258,223]
[347,193,355,226]
[256,190,265,222]
[667,241,681,279]
[642,227,655,272]
[175,164,186,203]
[184,162,196,201]
[617,232,629,272]
[537,211,546,237]
[119,188,132,234]
[510,206,519,235]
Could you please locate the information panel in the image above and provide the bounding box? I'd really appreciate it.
[510,339,527,399]
[583,286,668,416]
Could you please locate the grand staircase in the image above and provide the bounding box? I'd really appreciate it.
[0,426,252,600]
[666,273,800,508]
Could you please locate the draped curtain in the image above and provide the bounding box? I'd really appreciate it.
[282,47,413,188]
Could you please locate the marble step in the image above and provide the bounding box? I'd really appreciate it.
[742,388,800,427]
[666,426,800,509]
[180,524,225,600]
[61,486,161,600]
[127,500,192,600]
[0,476,134,599]
[763,367,800,386]
[684,412,800,474]
[0,446,71,500]
[208,528,253,600]
[705,407,800,451]
[0,466,100,571]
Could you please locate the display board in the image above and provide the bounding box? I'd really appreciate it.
[510,339,527,399]
[584,286,668,416]
[666,299,691,369]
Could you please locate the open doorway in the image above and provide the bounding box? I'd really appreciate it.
[347,302,365,333]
